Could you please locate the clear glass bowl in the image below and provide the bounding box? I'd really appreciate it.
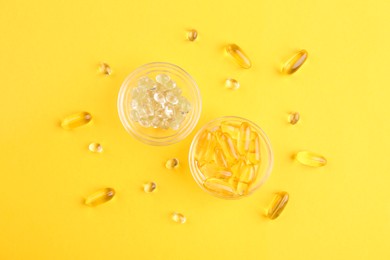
[118,62,202,146]
[189,116,274,199]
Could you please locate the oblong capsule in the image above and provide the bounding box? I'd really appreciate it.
[200,163,233,179]
[220,121,240,139]
[295,151,327,167]
[225,44,252,69]
[247,132,261,164]
[61,112,92,130]
[214,147,229,169]
[218,132,239,164]
[237,122,251,155]
[282,49,308,74]
[84,188,115,207]
[267,192,289,219]
[203,178,235,197]
[195,130,216,161]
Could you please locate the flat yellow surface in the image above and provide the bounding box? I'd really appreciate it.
[1,0,390,259]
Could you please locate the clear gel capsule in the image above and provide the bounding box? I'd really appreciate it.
[247,132,261,164]
[61,112,92,130]
[88,143,103,153]
[295,151,327,167]
[187,29,198,41]
[203,178,235,197]
[289,112,300,125]
[195,130,216,162]
[225,44,252,69]
[143,182,157,193]
[172,212,186,224]
[282,49,308,74]
[218,133,239,163]
[225,78,240,90]
[237,122,251,155]
[267,192,289,219]
[98,62,112,75]
[166,158,180,169]
[84,188,115,207]
[214,147,229,169]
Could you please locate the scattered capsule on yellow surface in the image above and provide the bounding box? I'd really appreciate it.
[225,44,252,69]
[143,182,157,193]
[237,122,251,155]
[166,158,180,169]
[172,212,186,224]
[203,178,235,197]
[98,62,112,75]
[282,50,308,74]
[267,192,289,219]
[295,151,327,167]
[214,147,229,168]
[84,188,115,207]
[61,112,92,130]
[289,112,300,125]
[88,143,103,153]
[225,78,240,90]
[247,132,261,164]
[218,133,239,163]
[187,29,198,41]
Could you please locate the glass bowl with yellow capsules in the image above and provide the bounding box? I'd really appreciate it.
[118,62,202,146]
[189,116,274,199]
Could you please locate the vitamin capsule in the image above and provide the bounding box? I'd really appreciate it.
[295,151,327,167]
[225,44,252,69]
[187,29,198,41]
[143,182,157,193]
[236,181,249,196]
[237,122,251,155]
[203,178,235,197]
[195,130,217,162]
[172,212,186,224]
[238,163,256,184]
[200,163,233,179]
[84,188,115,207]
[289,112,300,125]
[225,78,240,90]
[98,62,112,75]
[61,112,92,130]
[166,158,180,169]
[282,49,308,74]
[88,143,103,153]
[247,132,261,164]
[267,192,289,219]
[214,147,229,168]
[220,121,240,139]
[218,133,239,164]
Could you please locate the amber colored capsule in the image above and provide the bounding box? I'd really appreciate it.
[236,181,249,196]
[237,122,251,155]
[187,29,198,41]
[247,132,261,164]
[225,44,252,69]
[267,192,289,219]
[282,50,308,74]
[200,163,232,179]
[61,112,92,130]
[238,163,256,184]
[84,188,115,207]
[295,151,327,167]
[203,178,235,197]
[98,62,112,75]
[218,133,239,164]
[166,158,180,169]
[220,121,240,139]
[195,130,216,161]
[289,112,300,125]
[214,147,229,168]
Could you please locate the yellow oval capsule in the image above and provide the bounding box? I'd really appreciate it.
[295,151,327,167]
[237,122,251,155]
[166,158,180,169]
[84,188,115,207]
[187,29,198,41]
[289,112,300,125]
[61,112,92,130]
[200,163,233,179]
[203,178,235,197]
[220,121,240,139]
[267,192,289,219]
[98,62,112,75]
[219,132,239,164]
[282,49,308,74]
[247,132,261,164]
[143,182,157,193]
[88,142,103,153]
[195,130,216,161]
[172,212,187,224]
[214,147,229,169]
[236,181,250,196]
[225,78,240,90]
[225,44,252,69]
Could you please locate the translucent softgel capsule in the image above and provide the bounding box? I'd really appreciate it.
[203,178,235,197]
[187,29,198,41]
[237,122,251,155]
[295,151,327,167]
[98,62,112,75]
[247,132,261,164]
[166,158,180,169]
[289,112,300,125]
[225,78,240,90]
[282,49,308,74]
[88,143,103,153]
[143,182,157,193]
[84,188,115,207]
[61,112,92,130]
[172,212,186,224]
[225,44,252,69]
[195,130,217,162]
[218,133,239,163]
[267,192,289,219]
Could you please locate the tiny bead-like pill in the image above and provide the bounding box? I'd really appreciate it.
[225,78,240,90]
[203,178,235,197]
[267,192,289,219]
[61,112,92,130]
[187,29,198,41]
[282,49,308,74]
[166,158,180,169]
[289,112,300,125]
[98,62,112,75]
[225,44,252,69]
[237,122,251,155]
[295,151,327,167]
[143,182,157,193]
[88,143,103,153]
[84,188,115,207]
[172,212,186,224]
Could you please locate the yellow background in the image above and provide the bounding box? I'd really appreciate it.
[1,0,389,259]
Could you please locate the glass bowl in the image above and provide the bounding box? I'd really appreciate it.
[189,116,274,199]
[118,62,202,146]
